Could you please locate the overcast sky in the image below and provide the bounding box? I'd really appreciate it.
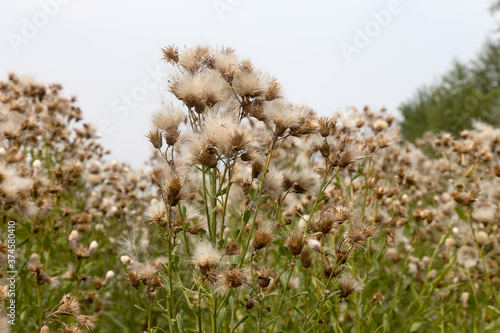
[1,0,498,166]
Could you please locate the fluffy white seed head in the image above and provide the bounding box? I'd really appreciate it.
[457,245,479,268]
[192,240,221,271]
[88,241,98,255]
[68,230,79,241]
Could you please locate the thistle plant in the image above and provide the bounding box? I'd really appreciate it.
[1,46,500,333]
[129,45,395,333]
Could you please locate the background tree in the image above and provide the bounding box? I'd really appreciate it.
[399,39,500,141]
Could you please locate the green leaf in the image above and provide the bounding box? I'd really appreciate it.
[177,313,185,333]
[218,239,225,249]
[285,291,309,303]
[180,304,197,320]
[243,209,251,223]
[218,186,228,196]
[173,255,180,272]
[410,322,423,332]
[310,275,324,288]
[316,195,328,204]
[134,304,146,312]
[455,207,467,221]
[217,307,227,331]
[180,205,187,222]
[487,305,500,315]
[293,306,305,318]
[262,316,281,329]
[232,315,249,332]
[17,237,30,247]
[197,228,207,237]
[261,195,271,204]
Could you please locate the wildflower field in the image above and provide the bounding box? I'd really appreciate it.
[1,46,500,333]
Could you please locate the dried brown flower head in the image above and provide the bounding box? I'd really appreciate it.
[285,231,305,256]
[217,268,248,292]
[338,275,363,298]
[257,267,275,288]
[58,293,80,316]
[251,224,273,250]
[225,242,240,256]
[162,45,179,64]
[75,315,96,331]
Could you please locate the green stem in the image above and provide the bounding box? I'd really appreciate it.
[238,137,277,267]
[148,296,153,333]
[212,294,218,333]
[198,284,203,333]
[219,158,234,249]
[270,258,296,333]
[210,168,218,246]
[467,206,500,306]
[201,166,212,241]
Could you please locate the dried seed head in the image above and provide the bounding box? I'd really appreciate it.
[451,190,469,206]
[244,298,255,310]
[318,117,334,137]
[251,160,264,179]
[225,242,240,256]
[257,268,274,288]
[475,231,489,246]
[76,315,96,331]
[127,270,141,289]
[146,130,163,149]
[285,231,305,256]
[372,119,388,132]
[343,224,378,250]
[217,268,248,292]
[27,253,42,273]
[457,245,479,268]
[461,292,470,308]
[265,78,281,101]
[162,45,179,64]
[299,247,312,269]
[264,100,303,137]
[338,275,363,298]
[0,285,8,301]
[372,291,386,304]
[336,249,349,265]
[186,137,218,168]
[164,129,180,146]
[232,71,266,99]
[324,265,336,279]
[307,239,321,252]
[59,325,82,333]
[58,293,80,316]
[144,201,167,227]
[239,59,253,72]
[494,163,500,177]
[192,240,221,274]
[336,142,368,168]
[251,225,273,250]
[468,183,481,203]
[333,203,352,224]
